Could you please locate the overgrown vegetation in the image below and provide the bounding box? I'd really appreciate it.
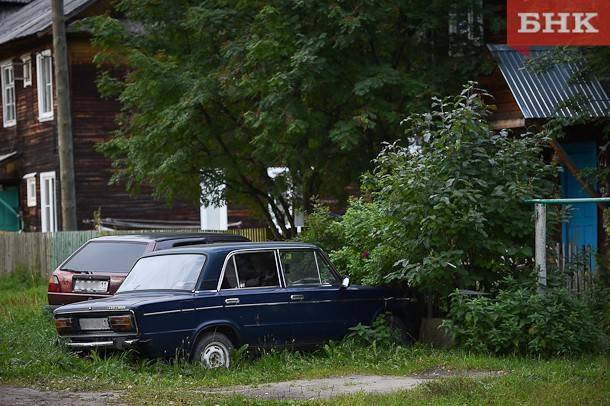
[302,85,558,297]
[300,85,610,358]
[443,280,606,357]
[0,271,609,404]
[80,0,502,237]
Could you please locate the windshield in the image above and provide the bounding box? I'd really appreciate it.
[62,241,148,273]
[117,254,206,292]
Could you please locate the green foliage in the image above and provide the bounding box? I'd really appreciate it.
[304,84,558,295]
[300,204,345,253]
[1,273,609,404]
[444,282,606,357]
[81,0,499,237]
[347,314,396,348]
[0,266,45,291]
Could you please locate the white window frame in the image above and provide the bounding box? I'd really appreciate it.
[1,61,16,127]
[200,181,228,230]
[267,167,304,234]
[21,55,32,87]
[40,171,57,232]
[36,50,54,122]
[448,0,484,53]
[23,172,37,207]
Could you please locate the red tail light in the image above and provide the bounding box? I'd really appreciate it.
[54,317,73,334]
[108,315,134,332]
[48,275,61,293]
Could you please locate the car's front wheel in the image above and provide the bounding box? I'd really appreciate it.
[192,332,233,369]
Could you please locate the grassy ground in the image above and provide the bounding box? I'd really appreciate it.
[0,271,608,405]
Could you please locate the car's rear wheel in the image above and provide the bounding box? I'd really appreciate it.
[192,332,233,369]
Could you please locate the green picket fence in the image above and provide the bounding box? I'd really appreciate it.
[0,228,269,277]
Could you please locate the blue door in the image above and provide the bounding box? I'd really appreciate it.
[279,249,385,345]
[561,141,598,269]
[0,185,20,231]
[217,250,293,347]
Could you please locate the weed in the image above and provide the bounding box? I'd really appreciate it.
[0,272,608,405]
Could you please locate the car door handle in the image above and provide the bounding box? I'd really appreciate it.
[290,294,304,301]
[225,298,240,305]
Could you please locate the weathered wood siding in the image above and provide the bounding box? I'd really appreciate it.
[68,37,203,228]
[0,42,61,231]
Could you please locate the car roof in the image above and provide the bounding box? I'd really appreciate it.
[141,241,318,257]
[89,233,249,243]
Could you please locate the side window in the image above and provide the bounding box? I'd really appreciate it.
[316,252,339,285]
[234,251,279,288]
[280,250,320,286]
[221,257,238,289]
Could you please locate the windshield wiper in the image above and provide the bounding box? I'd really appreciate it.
[60,268,93,274]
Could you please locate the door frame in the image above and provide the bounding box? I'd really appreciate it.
[40,171,57,232]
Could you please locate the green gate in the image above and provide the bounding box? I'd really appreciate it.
[0,185,20,231]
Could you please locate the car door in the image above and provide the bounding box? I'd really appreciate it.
[217,250,293,348]
[279,249,353,345]
[317,252,389,330]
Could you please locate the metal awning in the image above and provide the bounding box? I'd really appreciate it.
[0,151,18,165]
[488,44,610,119]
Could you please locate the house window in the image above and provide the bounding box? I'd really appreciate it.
[36,50,53,121]
[40,171,57,232]
[1,62,16,127]
[24,173,37,207]
[22,55,32,87]
[267,167,304,234]
[448,0,483,53]
[200,177,228,230]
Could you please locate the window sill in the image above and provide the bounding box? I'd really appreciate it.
[2,121,16,128]
[38,114,54,122]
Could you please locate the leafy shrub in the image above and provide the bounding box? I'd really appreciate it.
[304,84,558,296]
[300,203,345,254]
[443,283,605,357]
[347,314,397,348]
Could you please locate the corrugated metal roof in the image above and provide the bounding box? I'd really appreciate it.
[0,0,94,46]
[488,44,610,119]
[1,0,35,4]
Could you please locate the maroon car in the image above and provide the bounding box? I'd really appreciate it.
[47,233,250,309]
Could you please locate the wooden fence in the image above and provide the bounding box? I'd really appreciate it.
[552,243,596,295]
[0,228,269,277]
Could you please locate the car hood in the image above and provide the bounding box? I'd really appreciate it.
[54,291,191,315]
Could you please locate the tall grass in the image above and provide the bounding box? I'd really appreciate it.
[0,270,608,406]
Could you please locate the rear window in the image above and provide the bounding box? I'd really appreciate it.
[61,241,148,273]
[118,254,206,292]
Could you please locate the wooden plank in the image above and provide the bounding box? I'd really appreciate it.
[0,228,270,276]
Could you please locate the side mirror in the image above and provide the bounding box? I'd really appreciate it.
[341,276,350,289]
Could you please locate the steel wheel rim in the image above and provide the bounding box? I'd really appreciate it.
[201,342,229,368]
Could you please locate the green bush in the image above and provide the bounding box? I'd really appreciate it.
[443,284,605,357]
[303,84,558,296]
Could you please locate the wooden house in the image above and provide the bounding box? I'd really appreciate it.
[0,0,241,232]
[479,2,610,267]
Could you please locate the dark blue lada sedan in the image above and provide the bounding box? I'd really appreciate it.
[54,242,414,368]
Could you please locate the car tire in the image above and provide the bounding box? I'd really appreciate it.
[388,314,411,345]
[192,332,233,369]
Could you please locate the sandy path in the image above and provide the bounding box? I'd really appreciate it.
[0,369,503,403]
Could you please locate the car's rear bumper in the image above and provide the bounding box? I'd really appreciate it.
[65,338,140,350]
[48,292,112,307]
